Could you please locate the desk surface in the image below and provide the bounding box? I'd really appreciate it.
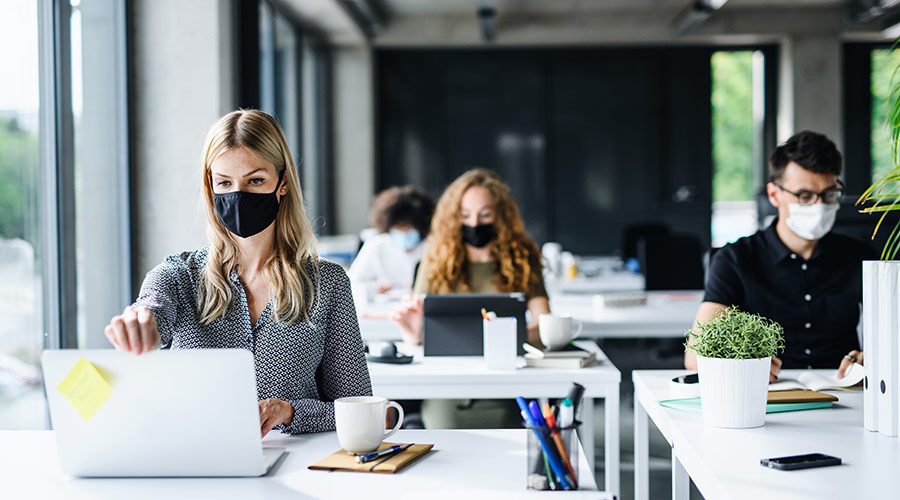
[550,291,701,338]
[359,291,703,341]
[368,343,621,400]
[633,369,900,500]
[0,429,609,500]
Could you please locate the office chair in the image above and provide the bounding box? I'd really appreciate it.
[637,233,705,291]
[622,223,670,261]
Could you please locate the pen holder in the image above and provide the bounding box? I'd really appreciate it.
[525,421,581,491]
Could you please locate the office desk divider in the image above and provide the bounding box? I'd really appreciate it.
[526,422,581,491]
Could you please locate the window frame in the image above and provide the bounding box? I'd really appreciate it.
[35,0,132,351]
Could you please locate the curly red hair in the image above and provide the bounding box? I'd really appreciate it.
[423,169,542,294]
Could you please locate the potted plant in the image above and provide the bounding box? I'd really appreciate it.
[685,307,784,428]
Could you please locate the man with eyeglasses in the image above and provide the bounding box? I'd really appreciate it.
[685,131,876,380]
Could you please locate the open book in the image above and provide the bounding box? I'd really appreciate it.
[768,363,864,392]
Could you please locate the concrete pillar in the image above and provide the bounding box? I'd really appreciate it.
[777,34,843,149]
[131,0,234,282]
[332,46,375,235]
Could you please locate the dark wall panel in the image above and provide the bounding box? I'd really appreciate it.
[550,53,664,254]
[376,48,716,255]
[377,54,445,192]
[444,53,548,243]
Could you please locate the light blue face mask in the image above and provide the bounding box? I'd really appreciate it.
[389,228,421,251]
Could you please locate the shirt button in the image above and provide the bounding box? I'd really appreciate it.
[791,253,797,260]
[804,294,812,301]
[801,264,808,271]
[805,322,812,329]
[804,348,812,355]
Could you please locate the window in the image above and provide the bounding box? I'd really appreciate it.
[259,1,302,166]
[710,50,766,247]
[0,0,45,429]
[871,48,900,183]
[0,0,129,430]
[253,1,333,231]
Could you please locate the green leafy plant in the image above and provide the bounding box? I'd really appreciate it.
[858,45,900,260]
[685,307,784,359]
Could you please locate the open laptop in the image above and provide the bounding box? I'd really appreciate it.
[423,293,528,356]
[41,349,285,477]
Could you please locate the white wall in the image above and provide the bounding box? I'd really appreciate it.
[131,0,234,283]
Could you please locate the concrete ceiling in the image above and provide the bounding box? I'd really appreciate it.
[278,0,888,47]
[380,0,845,17]
[279,0,366,46]
[369,0,884,46]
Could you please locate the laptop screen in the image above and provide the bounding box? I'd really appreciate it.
[422,293,528,356]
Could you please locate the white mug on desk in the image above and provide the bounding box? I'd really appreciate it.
[539,314,583,350]
[334,396,404,454]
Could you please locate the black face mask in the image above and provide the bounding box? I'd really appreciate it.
[461,223,495,248]
[213,173,283,238]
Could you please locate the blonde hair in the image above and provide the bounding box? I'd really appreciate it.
[198,109,318,325]
[422,168,542,294]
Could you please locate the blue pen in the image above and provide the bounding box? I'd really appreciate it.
[517,398,573,490]
[355,444,405,463]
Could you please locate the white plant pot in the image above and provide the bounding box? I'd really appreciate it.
[696,355,770,429]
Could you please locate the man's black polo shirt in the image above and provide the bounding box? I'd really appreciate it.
[704,220,876,369]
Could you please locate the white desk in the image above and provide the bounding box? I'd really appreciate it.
[551,272,645,295]
[0,429,608,499]
[633,369,900,500]
[359,290,703,342]
[367,343,622,496]
[550,291,702,338]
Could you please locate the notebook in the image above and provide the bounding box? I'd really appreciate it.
[522,342,596,368]
[659,397,834,414]
[308,442,434,473]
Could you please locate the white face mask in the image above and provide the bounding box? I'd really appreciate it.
[785,202,839,241]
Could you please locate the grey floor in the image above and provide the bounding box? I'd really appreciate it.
[589,338,704,500]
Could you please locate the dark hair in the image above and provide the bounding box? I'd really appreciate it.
[769,131,842,181]
[369,186,435,238]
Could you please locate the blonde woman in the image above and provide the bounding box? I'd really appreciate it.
[392,168,550,428]
[104,109,372,437]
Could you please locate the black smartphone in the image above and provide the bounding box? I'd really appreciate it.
[760,453,841,471]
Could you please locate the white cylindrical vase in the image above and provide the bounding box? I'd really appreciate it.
[696,356,770,429]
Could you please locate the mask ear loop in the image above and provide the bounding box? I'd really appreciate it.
[273,168,287,198]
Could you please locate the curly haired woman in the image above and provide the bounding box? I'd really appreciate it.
[392,168,550,428]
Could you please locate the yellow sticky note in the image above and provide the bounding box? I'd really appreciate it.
[56,358,113,422]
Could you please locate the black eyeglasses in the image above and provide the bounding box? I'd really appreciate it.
[773,182,843,206]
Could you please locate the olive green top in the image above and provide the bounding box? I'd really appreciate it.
[413,260,547,299]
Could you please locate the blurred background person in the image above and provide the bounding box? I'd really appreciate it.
[349,186,435,295]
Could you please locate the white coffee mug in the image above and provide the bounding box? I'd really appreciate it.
[538,314,584,350]
[334,396,404,454]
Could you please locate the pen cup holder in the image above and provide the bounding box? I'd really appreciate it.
[525,421,581,491]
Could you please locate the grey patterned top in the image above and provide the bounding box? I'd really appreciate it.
[133,245,373,434]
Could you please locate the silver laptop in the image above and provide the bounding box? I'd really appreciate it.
[41,349,285,477]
